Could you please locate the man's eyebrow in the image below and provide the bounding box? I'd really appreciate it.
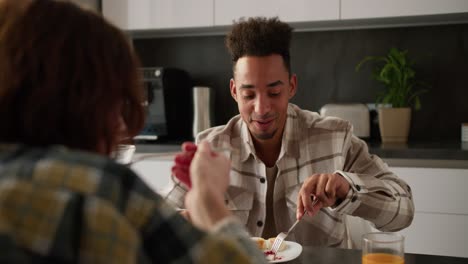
[240,84,255,89]
[240,80,284,89]
[267,80,283,87]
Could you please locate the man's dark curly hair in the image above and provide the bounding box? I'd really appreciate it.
[225,17,293,74]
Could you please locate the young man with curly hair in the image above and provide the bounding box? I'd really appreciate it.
[167,17,414,248]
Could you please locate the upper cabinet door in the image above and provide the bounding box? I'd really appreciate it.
[214,0,339,26]
[341,0,468,20]
[103,0,214,30]
[151,0,213,29]
[102,0,149,30]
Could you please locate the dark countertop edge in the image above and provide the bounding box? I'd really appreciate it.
[135,143,181,154]
[134,141,468,168]
[366,141,468,161]
[383,158,468,169]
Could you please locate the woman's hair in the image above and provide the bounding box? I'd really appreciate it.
[0,0,145,155]
[225,17,293,74]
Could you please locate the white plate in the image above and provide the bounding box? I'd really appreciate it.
[265,241,303,263]
[268,241,302,263]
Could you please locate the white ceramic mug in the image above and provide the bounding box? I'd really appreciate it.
[462,123,468,142]
[111,144,136,164]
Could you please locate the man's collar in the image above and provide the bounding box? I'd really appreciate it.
[239,121,254,162]
[279,104,300,159]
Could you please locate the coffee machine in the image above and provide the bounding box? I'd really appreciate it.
[135,67,193,141]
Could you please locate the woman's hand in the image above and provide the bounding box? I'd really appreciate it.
[188,141,231,191]
[171,141,197,188]
[183,140,232,231]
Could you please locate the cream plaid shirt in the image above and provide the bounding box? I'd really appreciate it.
[164,104,414,248]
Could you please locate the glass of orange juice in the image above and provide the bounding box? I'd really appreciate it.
[362,232,404,264]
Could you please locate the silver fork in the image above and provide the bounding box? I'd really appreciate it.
[270,198,319,255]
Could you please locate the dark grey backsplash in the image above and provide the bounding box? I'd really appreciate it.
[133,23,468,141]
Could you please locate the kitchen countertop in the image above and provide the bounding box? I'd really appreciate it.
[366,140,468,168]
[134,140,468,168]
[366,140,468,160]
[135,142,182,154]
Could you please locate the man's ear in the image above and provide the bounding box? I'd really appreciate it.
[288,74,297,99]
[230,78,238,102]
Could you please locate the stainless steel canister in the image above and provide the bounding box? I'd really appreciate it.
[192,86,213,138]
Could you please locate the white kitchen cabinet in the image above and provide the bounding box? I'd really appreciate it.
[391,167,468,215]
[103,0,468,34]
[150,0,213,29]
[399,212,468,258]
[341,0,468,20]
[390,166,468,258]
[102,0,148,30]
[102,0,214,30]
[131,158,174,194]
[214,0,339,26]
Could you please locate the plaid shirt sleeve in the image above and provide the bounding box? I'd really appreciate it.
[162,175,190,209]
[332,126,415,232]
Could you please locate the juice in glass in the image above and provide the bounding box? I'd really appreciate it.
[362,252,404,264]
[362,233,404,264]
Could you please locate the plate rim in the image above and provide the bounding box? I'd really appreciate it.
[251,237,303,263]
[267,240,303,263]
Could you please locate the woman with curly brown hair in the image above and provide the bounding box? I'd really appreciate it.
[0,1,266,263]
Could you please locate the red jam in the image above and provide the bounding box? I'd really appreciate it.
[264,250,283,260]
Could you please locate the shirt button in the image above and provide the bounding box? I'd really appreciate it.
[355,185,361,191]
[257,221,263,227]
[260,177,266,183]
[351,196,357,202]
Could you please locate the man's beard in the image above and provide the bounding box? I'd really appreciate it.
[252,127,277,140]
[248,113,279,140]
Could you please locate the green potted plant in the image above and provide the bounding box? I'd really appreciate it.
[356,47,428,143]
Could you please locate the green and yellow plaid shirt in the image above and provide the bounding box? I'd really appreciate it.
[0,144,266,264]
